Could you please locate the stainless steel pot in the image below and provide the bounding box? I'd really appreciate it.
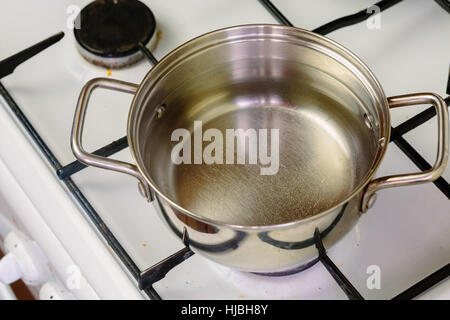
[71,25,448,274]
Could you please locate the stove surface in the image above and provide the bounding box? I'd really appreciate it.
[0,0,448,299]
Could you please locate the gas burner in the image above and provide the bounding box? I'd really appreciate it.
[74,0,157,69]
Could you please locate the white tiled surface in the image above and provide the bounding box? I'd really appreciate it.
[0,0,448,299]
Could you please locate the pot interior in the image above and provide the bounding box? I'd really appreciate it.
[131,25,389,226]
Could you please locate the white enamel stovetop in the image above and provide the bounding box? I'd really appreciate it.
[0,0,448,299]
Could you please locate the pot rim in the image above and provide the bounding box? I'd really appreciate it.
[127,24,391,230]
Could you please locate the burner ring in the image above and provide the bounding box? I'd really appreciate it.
[74,0,157,68]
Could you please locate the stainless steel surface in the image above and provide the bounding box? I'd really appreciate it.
[71,25,448,273]
[362,93,449,212]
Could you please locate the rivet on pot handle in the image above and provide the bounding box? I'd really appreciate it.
[71,77,152,200]
[361,92,449,212]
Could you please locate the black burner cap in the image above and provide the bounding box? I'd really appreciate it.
[74,0,156,58]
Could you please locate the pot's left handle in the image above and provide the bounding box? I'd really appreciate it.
[361,92,449,212]
[71,77,152,200]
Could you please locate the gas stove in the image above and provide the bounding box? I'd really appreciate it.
[0,0,448,300]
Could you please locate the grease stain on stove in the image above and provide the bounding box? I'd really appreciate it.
[154,30,163,50]
[106,69,112,76]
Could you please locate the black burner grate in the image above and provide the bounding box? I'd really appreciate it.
[0,0,448,301]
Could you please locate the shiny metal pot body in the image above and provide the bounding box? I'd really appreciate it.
[72,25,448,273]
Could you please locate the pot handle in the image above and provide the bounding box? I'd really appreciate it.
[71,77,152,199]
[361,92,449,212]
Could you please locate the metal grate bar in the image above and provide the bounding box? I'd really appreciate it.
[313,0,403,35]
[0,32,64,79]
[435,0,450,13]
[139,228,194,291]
[138,43,158,66]
[447,66,450,95]
[257,0,293,26]
[392,263,450,300]
[314,229,364,300]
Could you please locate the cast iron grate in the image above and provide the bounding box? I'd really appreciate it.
[0,0,448,300]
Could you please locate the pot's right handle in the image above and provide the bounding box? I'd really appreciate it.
[361,92,449,212]
[71,77,152,199]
